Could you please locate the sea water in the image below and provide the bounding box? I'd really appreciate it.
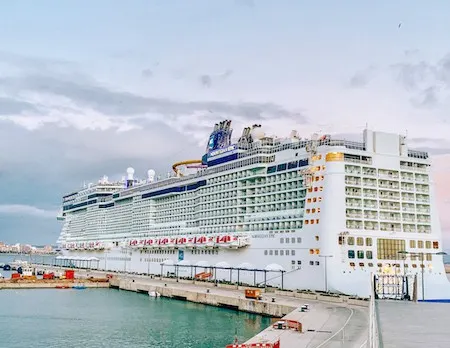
[0,255,270,348]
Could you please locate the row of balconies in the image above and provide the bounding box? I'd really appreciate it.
[345,166,429,182]
[239,174,302,188]
[346,219,432,233]
[400,164,427,173]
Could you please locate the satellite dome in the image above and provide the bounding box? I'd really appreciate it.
[147,169,156,177]
[126,167,135,180]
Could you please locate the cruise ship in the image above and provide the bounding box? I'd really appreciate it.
[56,120,450,301]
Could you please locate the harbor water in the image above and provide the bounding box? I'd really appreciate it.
[0,255,270,348]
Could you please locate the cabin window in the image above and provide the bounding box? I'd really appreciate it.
[348,250,355,259]
[433,241,439,249]
[357,250,364,259]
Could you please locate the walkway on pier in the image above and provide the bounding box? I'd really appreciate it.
[377,301,450,348]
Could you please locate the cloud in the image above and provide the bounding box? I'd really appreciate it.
[0,97,37,115]
[349,66,377,88]
[141,68,153,78]
[0,73,306,132]
[0,204,58,218]
[409,137,450,155]
[199,74,212,88]
[347,51,450,110]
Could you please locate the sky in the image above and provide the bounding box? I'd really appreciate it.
[0,0,449,246]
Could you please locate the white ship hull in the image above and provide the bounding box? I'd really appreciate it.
[57,122,450,301]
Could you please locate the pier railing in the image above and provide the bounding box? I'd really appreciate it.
[368,275,382,348]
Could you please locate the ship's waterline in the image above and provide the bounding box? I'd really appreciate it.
[57,120,450,300]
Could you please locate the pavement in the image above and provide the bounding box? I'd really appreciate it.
[377,300,450,348]
[245,303,368,348]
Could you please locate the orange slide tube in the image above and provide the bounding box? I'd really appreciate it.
[172,160,203,175]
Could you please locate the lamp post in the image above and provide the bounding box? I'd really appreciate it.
[398,250,447,301]
[319,254,333,292]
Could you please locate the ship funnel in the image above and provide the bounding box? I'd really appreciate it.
[126,167,135,188]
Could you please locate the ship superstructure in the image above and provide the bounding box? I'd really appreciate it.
[57,120,450,300]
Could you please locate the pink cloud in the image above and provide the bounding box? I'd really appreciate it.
[432,155,450,244]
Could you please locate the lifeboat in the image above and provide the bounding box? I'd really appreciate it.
[158,237,169,248]
[176,237,187,246]
[216,235,232,247]
[138,239,146,248]
[94,241,103,250]
[229,236,251,249]
[129,239,138,247]
[194,236,207,247]
[145,239,156,248]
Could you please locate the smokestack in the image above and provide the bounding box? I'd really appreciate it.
[126,167,135,188]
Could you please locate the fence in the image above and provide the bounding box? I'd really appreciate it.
[368,274,382,348]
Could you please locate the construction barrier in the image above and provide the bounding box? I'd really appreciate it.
[272,319,302,333]
[225,339,280,348]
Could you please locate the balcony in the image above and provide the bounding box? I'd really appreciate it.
[415,185,429,193]
[378,170,399,179]
[346,188,362,197]
[345,177,361,186]
[363,199,378,209]
[362,168,376,176]
[346,219,363,229]
[401,184,415,192]
[346,198,363,208]
[379,180,400,190]
[380,222,402,232]
[379,201,400,211]
[362,179,377,187]
[363,189,377,198]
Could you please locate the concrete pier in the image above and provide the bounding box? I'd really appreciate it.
[31,266,370,347]
[377,300,450,348]
[0,279,109,289]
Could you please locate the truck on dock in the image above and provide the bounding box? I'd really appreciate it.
[244,289,262,300]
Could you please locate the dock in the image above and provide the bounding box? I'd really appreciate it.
[377,300,450,348]
[32,266,369,347]
[0,278,110,289]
